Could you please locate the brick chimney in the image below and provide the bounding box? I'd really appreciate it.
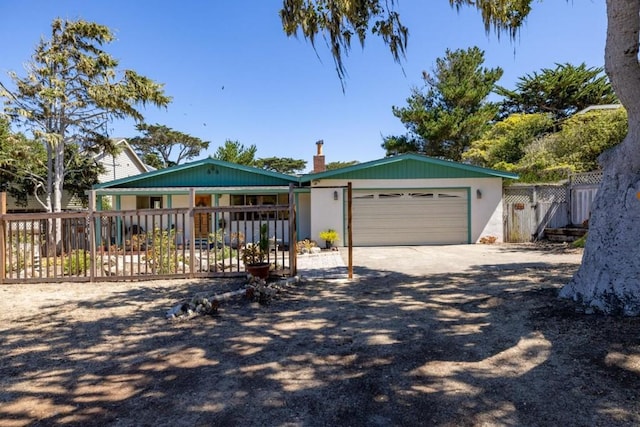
[313,140,326,173]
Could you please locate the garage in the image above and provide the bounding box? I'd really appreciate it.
[304,153,517,246]
[349,189,469,246]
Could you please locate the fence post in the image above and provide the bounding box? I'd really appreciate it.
[347,182,353,279]
[288,184,296,276]
[189,188,196,278]
[88,190,96,282]
[0,192,6,284]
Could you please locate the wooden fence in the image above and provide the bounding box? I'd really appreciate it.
[503,171,601,242]
[0,192,297,284]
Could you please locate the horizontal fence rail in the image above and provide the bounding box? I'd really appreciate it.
[1,201,297,284]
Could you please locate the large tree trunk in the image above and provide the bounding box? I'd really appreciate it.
[45,140,65,256]
[559,0,640,315]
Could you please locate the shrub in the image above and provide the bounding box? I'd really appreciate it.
[572,234,587,248]
[63,250,91,275]
[146,228,177,274]
[319,229,339,247]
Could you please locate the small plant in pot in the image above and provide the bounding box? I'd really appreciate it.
[241,224,270,278]
[319,229,339,249]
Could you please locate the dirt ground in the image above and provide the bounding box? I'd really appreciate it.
[1,244,639,426]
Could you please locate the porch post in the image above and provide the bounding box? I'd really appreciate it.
[115,195,123,246]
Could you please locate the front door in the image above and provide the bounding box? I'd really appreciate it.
[194,195,211,238]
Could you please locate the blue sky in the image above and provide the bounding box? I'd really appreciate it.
[1,1,607,171]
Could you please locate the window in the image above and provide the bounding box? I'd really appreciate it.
[136,196,162,209]
[378,193,403,199]
[230,194,289,220]
[409,192,434,199]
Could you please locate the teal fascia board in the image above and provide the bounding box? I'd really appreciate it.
[300,153,519,181]
[94,157,298,189]
[93,153,518,192]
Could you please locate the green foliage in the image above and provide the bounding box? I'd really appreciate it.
[255,157,307,174]
[140,152,165,170]
[280,0,408,86]
[326,160,359,170]
[258,223,270,253]
[146,228,177,274]
[241,224,269,264]
[384,46,503,161]
[514,108,626,182]
[280,1,533,83]
[212,140,257,166]
[0,18,170,213]
[319,229,339,245]
[572,234,587,248]
[63,143,102,207]
[463,113,553,168]
[129,123,209,168]
[63,250,91,275]
[496,63,617,121]
[241,243,266,265]
[0,117,47,206]
[552,108,627,171]
[209,229,239,261]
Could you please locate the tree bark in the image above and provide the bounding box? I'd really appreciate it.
[46,140,65,256]
[559,0,640,315]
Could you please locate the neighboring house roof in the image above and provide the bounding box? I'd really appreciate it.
[93,156,299,189]
[576,104,623,115]
[6,138,142,212]
[300,153,519,181]
[94,138,150,183]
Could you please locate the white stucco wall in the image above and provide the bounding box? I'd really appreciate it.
[310,187,345,246]
[310,177,505,244]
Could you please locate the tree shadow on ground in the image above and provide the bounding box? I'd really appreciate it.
[0,262,638,426]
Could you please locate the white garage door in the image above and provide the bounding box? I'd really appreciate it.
[349,189,469,246]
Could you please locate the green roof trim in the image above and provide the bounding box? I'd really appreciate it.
[93,153,517,192]
[93,157,299,189]
[300,153,519,181]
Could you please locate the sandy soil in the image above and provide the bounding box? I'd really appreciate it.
[0,244,639,426]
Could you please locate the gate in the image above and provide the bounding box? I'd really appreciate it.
[570,171,602,225]
[503,185,569,242]
[503,171,602,243]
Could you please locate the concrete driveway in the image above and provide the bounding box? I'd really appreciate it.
[341,244,584,277]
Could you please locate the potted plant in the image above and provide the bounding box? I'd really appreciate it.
[319,229,339,249]
[241,224,270,278]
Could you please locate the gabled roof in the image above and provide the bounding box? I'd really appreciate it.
[93,138,150,174]
[300,153,519,181]
[94,156,299,189]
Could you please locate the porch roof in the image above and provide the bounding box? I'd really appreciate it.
[93,157,299,189]
[92,186,310,196]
